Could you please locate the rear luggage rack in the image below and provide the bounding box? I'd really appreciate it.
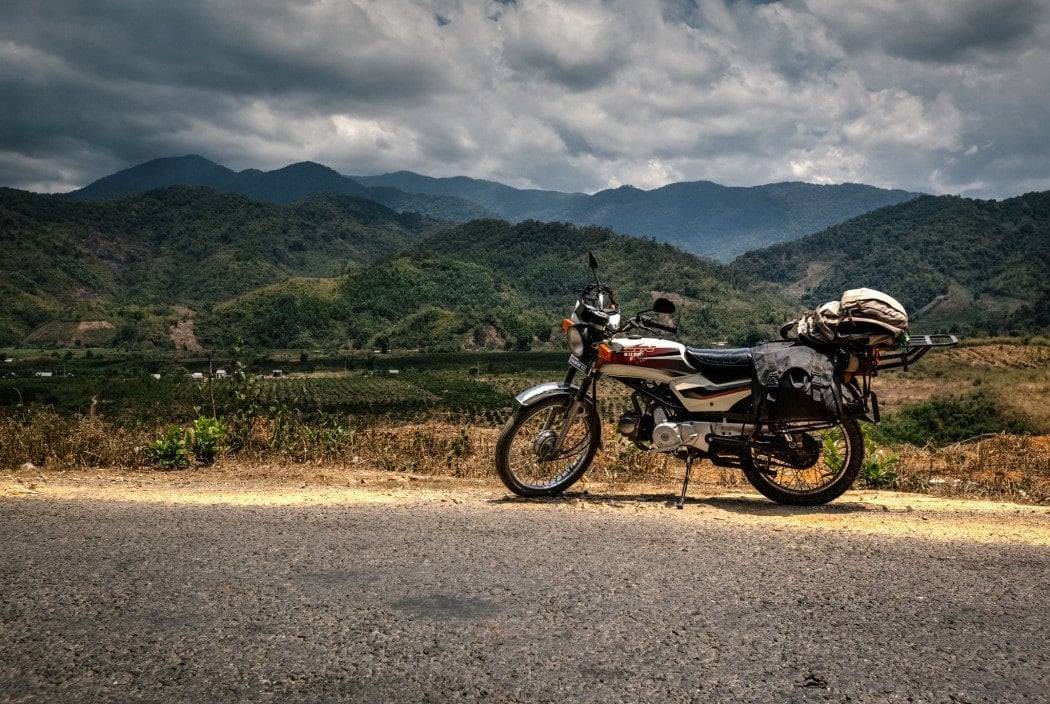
[878,334,959,371]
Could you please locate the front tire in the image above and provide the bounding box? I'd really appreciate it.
[495,395,600,497]
[740,418,864,506]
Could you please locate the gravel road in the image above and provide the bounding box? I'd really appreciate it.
[2,470,1048,703]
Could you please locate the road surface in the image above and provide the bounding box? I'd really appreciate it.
[2,471,1048,703]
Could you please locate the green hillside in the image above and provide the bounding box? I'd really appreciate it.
[5,184,1046,352]
[196,220,795,352]
[729,192,1050,335]
[0,186,446,346]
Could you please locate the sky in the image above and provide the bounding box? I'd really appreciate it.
[2,0,1049,199]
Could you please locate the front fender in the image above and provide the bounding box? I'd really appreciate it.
[514,382,602,449]
[515,381,580,407]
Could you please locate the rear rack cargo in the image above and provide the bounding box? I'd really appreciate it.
[878,334,959,371]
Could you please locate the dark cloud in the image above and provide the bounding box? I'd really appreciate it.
[0,0,1047,199]
[821,0,1045,64]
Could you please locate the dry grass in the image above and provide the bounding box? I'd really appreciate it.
[893,433,1050,504]
[4,409,1047,506]
[0,409,153,469]
[876,342,1050,434]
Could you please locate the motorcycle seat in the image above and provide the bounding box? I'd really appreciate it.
[684,347,753,383]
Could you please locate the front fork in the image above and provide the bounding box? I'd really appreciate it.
[513,363,601,460]
[549,367,598,457]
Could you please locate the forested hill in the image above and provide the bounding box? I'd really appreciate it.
[65,155,493,223]
[1,183,794,350]
[4,181,1046,351]
[201,220,795,351]
[0,186,446,346]
[356,172,921,262]
[729,191,1050,335]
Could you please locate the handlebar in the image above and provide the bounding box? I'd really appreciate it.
[638,315,678,334]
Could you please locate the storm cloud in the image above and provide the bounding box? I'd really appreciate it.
[2,0,1048,198]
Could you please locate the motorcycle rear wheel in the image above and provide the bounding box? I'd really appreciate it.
[495,395,600,497]
[740,418,864,506]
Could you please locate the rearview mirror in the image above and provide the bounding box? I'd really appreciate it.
[653,297,676,315]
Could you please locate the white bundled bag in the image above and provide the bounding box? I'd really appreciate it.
[789,288,909,348]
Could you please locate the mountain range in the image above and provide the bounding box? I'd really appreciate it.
[65,155,921,262]
[2,155,1047,351]
[729,191,1050,335]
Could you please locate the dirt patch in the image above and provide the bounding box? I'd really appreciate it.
[4,465,1047,546]
[783,261,830,298]
[169,308,202,352]
[947,344,1050,369]
[24,319,116,347]
[76,320,114,333]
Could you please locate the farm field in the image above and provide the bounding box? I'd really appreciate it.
[873,342,1050,432]
[2,342,1048,504]
[0,349,567,422]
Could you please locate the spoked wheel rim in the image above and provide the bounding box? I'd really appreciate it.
[508,405,593,489]
[495,397,600,495]
[741,420,863,505]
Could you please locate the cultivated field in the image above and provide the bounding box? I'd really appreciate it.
[2,342,1048,504]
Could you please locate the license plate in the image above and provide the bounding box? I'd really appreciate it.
[568,355,590,373]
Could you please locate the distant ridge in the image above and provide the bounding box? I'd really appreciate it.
[72,154,238,195]
[354,172,922,261]
[67,156,494,223]
[67,155,922,261]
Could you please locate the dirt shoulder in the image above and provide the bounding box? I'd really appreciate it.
[4,465,1047,546]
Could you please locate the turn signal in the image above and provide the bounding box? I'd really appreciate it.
[562,318,574,331]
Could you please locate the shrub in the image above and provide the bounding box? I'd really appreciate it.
[880,390,1033,448]
[859,424,899,488]
[147,425,191,469]
[188,416,226,464]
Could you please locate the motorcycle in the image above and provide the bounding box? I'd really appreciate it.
[495,253,957,506]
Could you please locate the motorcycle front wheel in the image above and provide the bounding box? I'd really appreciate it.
[495,395,600,497]
[740,418,864,506]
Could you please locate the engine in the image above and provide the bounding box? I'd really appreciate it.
[619,407,744,453]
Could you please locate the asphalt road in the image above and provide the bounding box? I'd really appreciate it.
[1,479,1048,703]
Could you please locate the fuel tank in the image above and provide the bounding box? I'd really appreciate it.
[600,338,752,413]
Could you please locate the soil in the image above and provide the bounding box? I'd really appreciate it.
[4,465,1047,546]
[168,306,202,351]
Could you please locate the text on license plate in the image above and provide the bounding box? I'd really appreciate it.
[568,355,589,373]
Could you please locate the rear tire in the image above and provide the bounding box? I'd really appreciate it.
[495,395,600,497]
[740,418,864,506]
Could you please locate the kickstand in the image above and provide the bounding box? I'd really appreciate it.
[676,453,694,509]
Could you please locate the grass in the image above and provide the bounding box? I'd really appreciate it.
[876,342,1050,435]
[3,408,1047,505]
[892,434,1050,504]
[2,343,1048,505]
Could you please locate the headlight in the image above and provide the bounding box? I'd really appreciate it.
[567,325,587,357]
[573,301,610,330]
